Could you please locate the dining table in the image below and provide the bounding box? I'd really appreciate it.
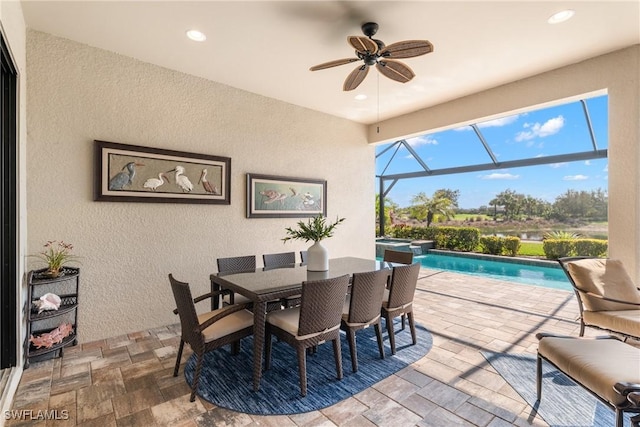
[210,256,393,391]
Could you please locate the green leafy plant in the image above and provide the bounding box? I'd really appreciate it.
[31,240,79,276]
[543,230,583,240]
[282,215,345,243]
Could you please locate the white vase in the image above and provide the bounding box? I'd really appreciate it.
[307,241,329,271]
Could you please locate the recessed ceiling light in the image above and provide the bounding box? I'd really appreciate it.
[355,94,367,101]
[547,9,575,24]
[186,30,206,42]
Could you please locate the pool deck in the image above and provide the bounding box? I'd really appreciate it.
[8,268,637,426]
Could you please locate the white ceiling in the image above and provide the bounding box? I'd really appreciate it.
[21,1,640,125]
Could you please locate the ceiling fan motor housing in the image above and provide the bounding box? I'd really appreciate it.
[361,22,379,37]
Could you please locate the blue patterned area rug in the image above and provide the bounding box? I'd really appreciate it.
[184,321,432,415]
[482,351,634,427]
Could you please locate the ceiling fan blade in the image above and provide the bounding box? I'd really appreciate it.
[347,36,378,54]
[376,59,415,83]
[310,57,360,71]
[343,64,369,91]
[379,40,434,59]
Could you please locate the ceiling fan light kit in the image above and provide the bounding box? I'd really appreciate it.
[310,22,433,91]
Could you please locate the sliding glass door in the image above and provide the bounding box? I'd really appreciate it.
[0,33,18,369]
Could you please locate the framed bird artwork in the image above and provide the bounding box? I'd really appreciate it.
[94,140,231,204]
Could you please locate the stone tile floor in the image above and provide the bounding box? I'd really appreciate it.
[7,268,630,426]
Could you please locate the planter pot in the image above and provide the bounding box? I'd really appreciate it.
[307,241,329,271]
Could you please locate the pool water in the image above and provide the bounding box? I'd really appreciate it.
[413,253,572,291]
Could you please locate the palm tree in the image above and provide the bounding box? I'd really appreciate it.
[375,194,399,236]
[411,192,455,227]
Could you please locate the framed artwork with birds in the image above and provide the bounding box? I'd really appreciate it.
[94,140,231,204]
[246,173,326,218]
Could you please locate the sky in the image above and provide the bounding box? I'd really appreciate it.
[375,94,609,209]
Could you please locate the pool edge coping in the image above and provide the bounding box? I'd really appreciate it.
[426,249,562,269]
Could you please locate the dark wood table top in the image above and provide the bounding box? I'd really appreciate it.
[213,257,392,302]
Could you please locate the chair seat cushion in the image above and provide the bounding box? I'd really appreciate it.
[583,310,640,337]
[567,258,640,311]
[266,307,300,336]
[198,309,253,342]
[538,336,640,406]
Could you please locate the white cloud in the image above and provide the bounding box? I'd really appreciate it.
[603,164,609,172]
[480,173,520,180]
[478,115,519,128]
[515,115,565,142]
[454,115,519,131]
[407,135,438,147]
[584,160,591,166]
[549,162,568,168]
[563,175,588,181]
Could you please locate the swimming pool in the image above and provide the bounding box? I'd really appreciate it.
[413,252,572,291]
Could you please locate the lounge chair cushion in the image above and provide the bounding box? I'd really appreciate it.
[538,336,640,406]
[567,258,640,311]
[582,310,640,338]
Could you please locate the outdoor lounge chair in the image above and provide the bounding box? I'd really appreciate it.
[558,257,640,340]
[536,333,640,427]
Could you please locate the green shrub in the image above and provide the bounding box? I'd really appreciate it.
[543,239,574,259]
[388,224,413,239]
[503,236,521,257]
[574,239,608,257]
[454,227,481,251]
[389,225,480,252]
[479,236,504,255]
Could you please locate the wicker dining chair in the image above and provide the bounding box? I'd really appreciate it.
[263,251,296,268]
[264,274,350,396]
[383,249,414,264]
[169,274,254,402]
[216,255,256,306]
[382,249,415,328]
[341,269,389,372]
[382,262,421,355]
[217,254,283,312]
[263,251,299,307]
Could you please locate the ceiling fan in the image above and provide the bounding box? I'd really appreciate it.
[310,22,434,91]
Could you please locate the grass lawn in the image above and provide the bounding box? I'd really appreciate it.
[453,213,492,221]
[518,241,545,256]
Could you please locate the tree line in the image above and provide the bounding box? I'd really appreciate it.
[377,187,608,225]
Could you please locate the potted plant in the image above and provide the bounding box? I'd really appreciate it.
[31,240,79,278]
[283,215,345,271]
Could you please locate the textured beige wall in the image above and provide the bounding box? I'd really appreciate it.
[26,30,372,342]
[371,46,640,280]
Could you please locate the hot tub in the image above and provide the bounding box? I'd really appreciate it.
[375,238,434,258]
